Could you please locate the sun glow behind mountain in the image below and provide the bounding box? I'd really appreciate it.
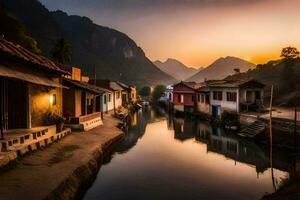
[40,0,300,67]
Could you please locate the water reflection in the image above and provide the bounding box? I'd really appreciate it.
[84,107,295,200]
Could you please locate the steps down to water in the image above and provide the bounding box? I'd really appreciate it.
[238,120,266,138]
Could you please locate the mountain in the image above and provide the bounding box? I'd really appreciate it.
[153,58,199,80]
[186,56,256,82]
[3,0,176,87]
[226,58,300,105]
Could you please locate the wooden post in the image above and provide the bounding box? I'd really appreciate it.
[269,85,276,191]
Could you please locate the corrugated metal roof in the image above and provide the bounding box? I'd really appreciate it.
[0,38,68,74]
[0,64,64,88]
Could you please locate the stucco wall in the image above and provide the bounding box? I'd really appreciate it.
[114,91,122,108]
[210,88,239,114]
[196,94,209,114]
[29,78,63,127]
[107,92,114,111]
[63,88,75,118]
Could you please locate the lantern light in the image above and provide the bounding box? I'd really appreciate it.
[50,94,56,105]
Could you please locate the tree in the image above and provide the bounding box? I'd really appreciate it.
[138,86,151,97]
[51,38,72,64]
[281,47,299,59]
[152,85,166,101]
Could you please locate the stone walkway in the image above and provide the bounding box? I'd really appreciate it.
[0,114,123,200]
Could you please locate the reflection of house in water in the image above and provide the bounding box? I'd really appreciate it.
[166,111,174,130]
[205,128,270,173]
[173,117,197,141]
[173,116,293,174]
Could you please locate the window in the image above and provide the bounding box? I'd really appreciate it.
[178,94,184,103]
[205,94,210,104]
[226,92,237,102]
[116,92,120,99]
[213,91,222,101]
[108,94,112,102]
[192,95,195,102]
[201,94,205,103]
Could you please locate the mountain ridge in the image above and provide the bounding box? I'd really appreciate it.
[153,58,200,80]
[3,0,176,87]
[186,56,256,82]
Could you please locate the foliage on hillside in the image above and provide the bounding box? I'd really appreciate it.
[4,0,176,87]
[226,55,300,105]
[0,1,40,54]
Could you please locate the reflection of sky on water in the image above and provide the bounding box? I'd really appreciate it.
[84,108,292,200]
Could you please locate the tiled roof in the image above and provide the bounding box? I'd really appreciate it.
[116,81,130,90]
[205,79,265,88]
[0,38,68,74]
[63,78,108,94]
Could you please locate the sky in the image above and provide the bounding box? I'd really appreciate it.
[39,0,300,68]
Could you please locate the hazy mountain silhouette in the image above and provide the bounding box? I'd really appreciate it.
[187,56,255,82]
[153,58,200,80]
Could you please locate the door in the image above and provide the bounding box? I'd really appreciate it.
[7,80,28,129]
[81,92,86,116]
[212,105,219,117]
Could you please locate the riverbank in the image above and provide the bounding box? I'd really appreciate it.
[0,113,124,200]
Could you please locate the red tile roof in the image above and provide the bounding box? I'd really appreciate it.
[0,38,68,74]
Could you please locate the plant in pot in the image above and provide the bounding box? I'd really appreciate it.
[44,112,65,132]
[54,115,65,132]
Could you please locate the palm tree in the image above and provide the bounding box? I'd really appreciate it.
[51,38,72,64]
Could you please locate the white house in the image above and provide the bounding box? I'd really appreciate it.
[206,79,265,117]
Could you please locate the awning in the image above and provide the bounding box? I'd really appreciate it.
[0,64,64,88]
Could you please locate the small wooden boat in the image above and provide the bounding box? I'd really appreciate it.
[238,120,266,138]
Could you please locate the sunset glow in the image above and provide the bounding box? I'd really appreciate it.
[40,0,300,68]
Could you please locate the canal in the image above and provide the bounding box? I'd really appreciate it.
[83,107,295,200]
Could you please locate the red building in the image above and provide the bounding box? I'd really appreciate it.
[172,81,202,113]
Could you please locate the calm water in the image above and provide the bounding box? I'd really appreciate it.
[84,107,294,200]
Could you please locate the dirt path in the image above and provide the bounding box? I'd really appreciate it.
[0,114,124,200]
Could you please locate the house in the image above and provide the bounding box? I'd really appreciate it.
[172,81,203,113]
[95,80,123,112]
[63,67,105,131]
[0,38,71,157]
[206,79,265,117]
[195,85,210,114]
[159,85,173,105]
[116,81,137,104]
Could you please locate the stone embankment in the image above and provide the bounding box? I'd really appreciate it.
[0,113,124,200]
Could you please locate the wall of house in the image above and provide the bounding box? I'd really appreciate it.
[101,93,108,112]
[209,88,239,114]
[63,87,75,118]
[74,90,82,117]
[115,91,122,108]
[173,93,195,106]
[196,93,210,114]
[107,92,114,111]
[239,89,264,103]
[29,78,63,127]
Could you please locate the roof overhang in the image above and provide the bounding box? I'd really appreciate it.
[0,64,64,88]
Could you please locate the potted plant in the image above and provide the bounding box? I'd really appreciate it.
[44,112,65,132]
[54,115,65,132]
